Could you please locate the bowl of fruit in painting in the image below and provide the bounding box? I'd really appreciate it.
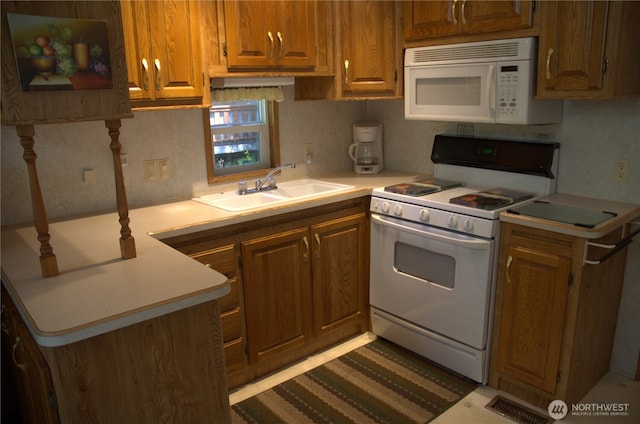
[29,35,57,75]
[30,56,56,74]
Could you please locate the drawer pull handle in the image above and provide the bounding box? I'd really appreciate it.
[154,58,162,90]
[141,58,150,90]
[1,304,8,335]
[461,0,467,25]
[268,31,274,59]
[12,336,27,372]
[506,255,513,283]
[344,60,350,85]
[546,48,554,80]
[303,236,309,261]
[314,233,321,258]
[277,31,283,58]
[452,0,458,25]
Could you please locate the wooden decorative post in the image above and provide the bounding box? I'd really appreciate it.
[16,125,59,277]
[105,119,136,259]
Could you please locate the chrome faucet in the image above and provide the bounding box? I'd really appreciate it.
[238,163,296,194]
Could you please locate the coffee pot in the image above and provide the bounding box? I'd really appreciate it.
[348,122,384,174]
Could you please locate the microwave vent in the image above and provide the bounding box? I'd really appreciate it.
[411,41,522,64]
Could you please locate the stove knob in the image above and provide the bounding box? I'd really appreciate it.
[447,215,458,228]
[381,201,390,213]
[419,209,430,222]
[394,204,403,216]
[463,218,474,231]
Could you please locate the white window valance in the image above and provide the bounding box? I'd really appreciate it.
[211,87,285,103]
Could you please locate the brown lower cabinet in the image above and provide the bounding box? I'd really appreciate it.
[165,197,370,389]
[1,286,230,423]
[489,222,630,409]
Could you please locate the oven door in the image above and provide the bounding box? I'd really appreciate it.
[370,213,495,349]
[404,62,496,123]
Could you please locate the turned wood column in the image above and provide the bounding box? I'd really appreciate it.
[105,119,136,259]
[16,125,59,278]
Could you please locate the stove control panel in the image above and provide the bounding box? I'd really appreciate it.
[370,197,496,239]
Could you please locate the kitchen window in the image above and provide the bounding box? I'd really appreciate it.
[204,100,280,184]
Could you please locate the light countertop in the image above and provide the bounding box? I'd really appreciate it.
[1,170,417,348]
[500,193,640,238]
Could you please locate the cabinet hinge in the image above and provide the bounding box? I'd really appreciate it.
[222,41,227,57]
[568,273,574,286]
[202,72,205,87]
[394,70,398,83]
[602,58,609,75]
[49,390,58,410]
[532,0,537,13]
[238,255,243,269]
[556,371,562,384]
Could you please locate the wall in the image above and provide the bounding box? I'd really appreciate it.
[1,89,638,378]
[0,86,365,225]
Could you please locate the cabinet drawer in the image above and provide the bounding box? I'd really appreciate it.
[221,308,242,342]
[217,278,239,313]
[224,338,246,374]
[191,245,236,278]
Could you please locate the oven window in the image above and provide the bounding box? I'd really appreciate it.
[394,242,455,288]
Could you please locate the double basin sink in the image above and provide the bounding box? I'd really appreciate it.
[193,179,355,212]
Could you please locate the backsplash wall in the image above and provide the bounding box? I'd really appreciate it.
[1,89,638,378]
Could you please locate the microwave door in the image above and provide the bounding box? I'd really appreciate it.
[405,63,496,123]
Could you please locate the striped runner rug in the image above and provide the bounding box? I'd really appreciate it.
[230,338,477,423]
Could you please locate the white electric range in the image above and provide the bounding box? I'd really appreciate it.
[369,135,560,383]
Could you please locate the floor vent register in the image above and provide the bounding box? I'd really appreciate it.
[485,395,552,424]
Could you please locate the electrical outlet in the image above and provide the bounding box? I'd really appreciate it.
[304,143,313,164]
[144,160,157,182]
[613,159,629,183]
[158,158,170,180]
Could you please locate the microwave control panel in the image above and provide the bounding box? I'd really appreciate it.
[495,60,532,123]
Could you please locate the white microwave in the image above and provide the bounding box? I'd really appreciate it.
[404,37,562,125]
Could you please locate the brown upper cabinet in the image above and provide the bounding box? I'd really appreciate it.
[403,0,532,41]
[223,0,316,69]
[537,0,640,99]
[120,0,204,108]
[336,0,402,99]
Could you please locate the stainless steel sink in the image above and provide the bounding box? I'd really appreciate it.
[194,179,355,212]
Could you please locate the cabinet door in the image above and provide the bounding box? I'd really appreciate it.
[1,291,58,424]
[271,0,316,67]
[241,228,313,363]
[495,245,571,394]
[339,1,398,96]
[147,0,203,99]
[121,0,153,101]
[223,0,273,68]
[464,1,531,34]
[403,0,459,40]
[539,0,608,93]
[121,0,203,102]
[311,213,368,337]
[224,0,316,69]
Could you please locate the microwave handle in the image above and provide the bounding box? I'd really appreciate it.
[487,64,496,119]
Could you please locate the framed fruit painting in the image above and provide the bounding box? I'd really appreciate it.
[7,13,112,91]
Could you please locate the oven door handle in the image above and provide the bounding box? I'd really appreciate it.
[371,214,490,250]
